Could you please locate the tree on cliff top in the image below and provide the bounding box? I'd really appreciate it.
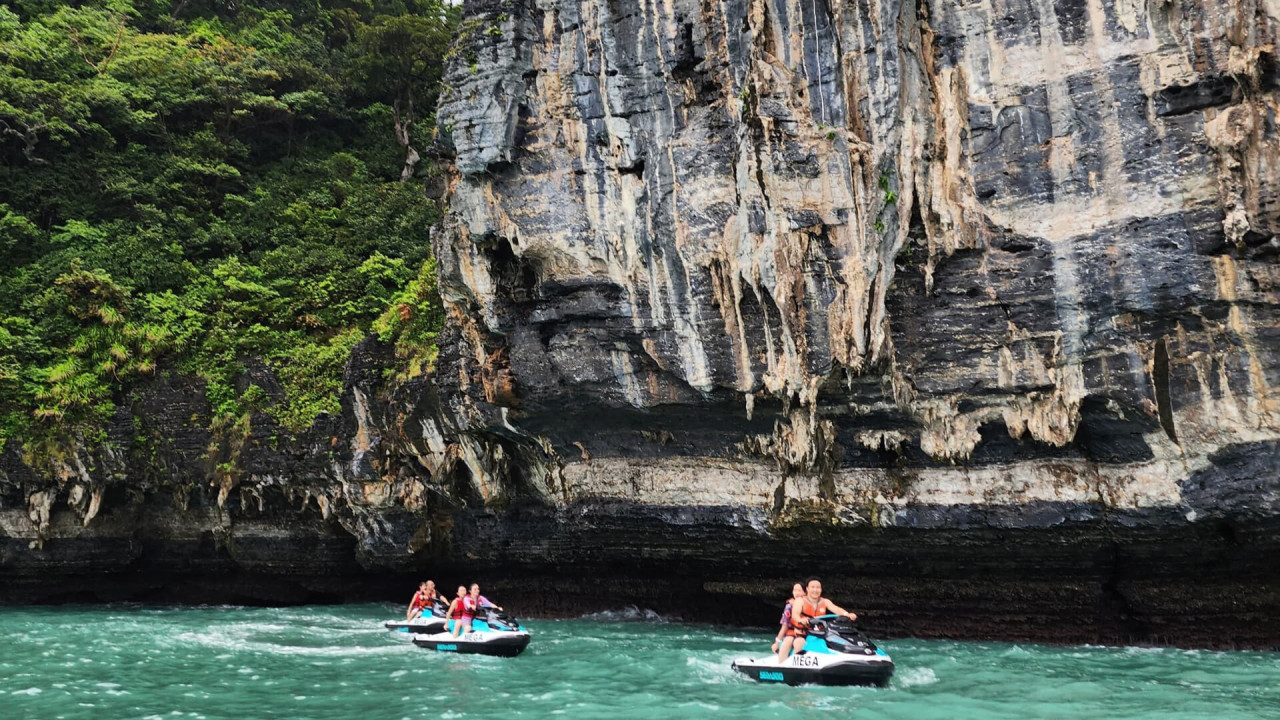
[0,0,455,456]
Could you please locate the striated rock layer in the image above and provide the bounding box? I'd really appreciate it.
[3,0,1280,647]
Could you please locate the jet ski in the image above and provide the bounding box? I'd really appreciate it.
[384,597,449,634]
[412,607,531,657]
[732,616,894,687]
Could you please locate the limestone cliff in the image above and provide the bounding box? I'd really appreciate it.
[2,0,1279,647]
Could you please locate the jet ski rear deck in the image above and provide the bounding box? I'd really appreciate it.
[384,617,446,634]
[384,597,449,634]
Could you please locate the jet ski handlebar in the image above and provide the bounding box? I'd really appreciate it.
[476,607,521,630]
[428,597,450,617]
[807,614,866,638]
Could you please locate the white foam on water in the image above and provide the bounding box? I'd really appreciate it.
[686,655,737,684]
[719,635,767,645]
[896,667,939,687]
[174,629,403,658]
[12,687,42,696]
[1121,645,1167,653]
[579,606,671,622]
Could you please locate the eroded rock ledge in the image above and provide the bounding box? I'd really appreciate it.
[3,0,1280,648]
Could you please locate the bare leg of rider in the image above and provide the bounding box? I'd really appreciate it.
[775,636,795,664]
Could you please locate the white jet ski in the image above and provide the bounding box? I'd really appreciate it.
[384,597,449,634]
[412,608,531,657]
[732,616,894,687]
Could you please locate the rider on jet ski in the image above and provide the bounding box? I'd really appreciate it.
[447,583,505,636]
[405,580,438,620]
[771,583,805,662]
[779,577,858,661]
[796,576,858,627]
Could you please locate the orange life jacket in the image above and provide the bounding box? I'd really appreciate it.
[800,598,829,622]
[410,590,435,612]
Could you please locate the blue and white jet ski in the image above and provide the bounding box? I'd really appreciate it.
[732,616,894,687]
[384,597,449,634]
[412,608,531,657]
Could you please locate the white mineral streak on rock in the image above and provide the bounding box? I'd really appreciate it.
[27,491,53,534]
[561,457,782,507]
[83,487,103,527]
[360,481,392,506]
[457,435,504,503]
[417,418,451,472]
[1185,255,1280,442]
[835,460,1183,509]
[610,348,649,407]
[917,399,984,461]
[855,429,911,453]
[350,386,375,477]
[557,455,1182,514]
[428,0,1280,515]
[316,493,332,520]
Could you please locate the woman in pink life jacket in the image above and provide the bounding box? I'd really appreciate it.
[458,583,504,634]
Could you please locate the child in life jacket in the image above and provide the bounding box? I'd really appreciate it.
[771,582,806,661]
[445,585,468,636]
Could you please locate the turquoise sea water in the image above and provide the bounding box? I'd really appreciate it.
[1,605,1278,720]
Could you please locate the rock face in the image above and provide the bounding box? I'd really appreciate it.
[3,0,1280,648]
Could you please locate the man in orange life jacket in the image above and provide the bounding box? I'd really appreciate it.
[787,576,857,657]
[405,580,437,620]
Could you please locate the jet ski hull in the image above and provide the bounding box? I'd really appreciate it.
[731,655,895,687]
[384,618,447,634]
[412,630,531,657]
[732,617,894,687]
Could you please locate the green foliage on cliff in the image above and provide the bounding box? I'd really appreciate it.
[0,0,457,453]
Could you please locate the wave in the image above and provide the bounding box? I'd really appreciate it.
[895,667,939,687]
[578,606,672,623]
[685,655,738,684]
[171,629,405,658]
